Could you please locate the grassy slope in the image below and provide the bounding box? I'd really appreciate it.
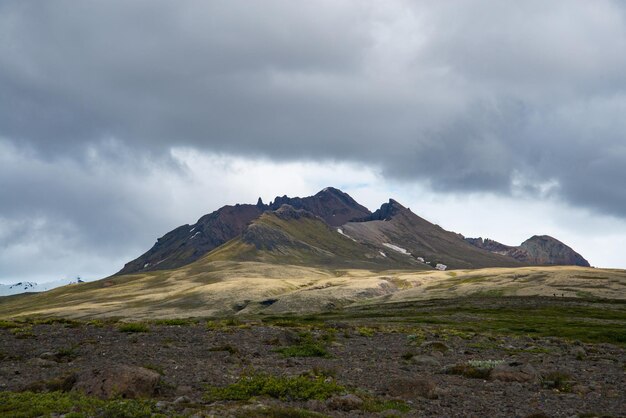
[0,263,624,320]
[205,211,427,269]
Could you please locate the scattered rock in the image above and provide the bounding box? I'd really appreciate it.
[39,352,57,361]
[73,364,161,399]
[326,393,364,411]
[27,358,57,368]
[571,346,586,359]
[155,401,169,410]
[410,355,441,367]
[174,395,191,404]
[421,341,450,353]
[384,377,438,399]
[491,362,538,383]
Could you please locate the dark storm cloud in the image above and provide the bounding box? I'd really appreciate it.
[1,0,626,280]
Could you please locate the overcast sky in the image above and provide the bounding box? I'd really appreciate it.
[1,0,626,284]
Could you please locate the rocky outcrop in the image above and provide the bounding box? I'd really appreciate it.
[268,187,370,227]
[73,364,161,399]
[465,235,590,267]
[519,235,590,266]
[353,199,403,222]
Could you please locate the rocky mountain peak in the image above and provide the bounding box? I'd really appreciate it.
[268,187,370,227]
[520,235,590,267]
[273,204,317,221]
[355,198,408,222]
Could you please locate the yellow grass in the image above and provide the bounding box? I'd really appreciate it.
[1,263,624,319]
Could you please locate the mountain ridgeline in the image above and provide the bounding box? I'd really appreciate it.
[117,187,589,275]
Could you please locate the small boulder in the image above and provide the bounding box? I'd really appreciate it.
[173,395,191,404]
[73,364,161,399]
[420,341,450,353]
[39,352,57,361]
[27,358,57,368]
[491,362,538,383]
[326,393,364,411]
[410,355,441,367]
[384,377,438,399]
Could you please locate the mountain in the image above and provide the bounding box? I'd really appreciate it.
[117,187,371,275]
[342,199,525,269]
[465,235,590,267]
[0,278,84,297]
[204,204,425,270]
[117,187,589,276]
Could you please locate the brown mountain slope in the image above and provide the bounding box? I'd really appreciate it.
[342,199,525,269]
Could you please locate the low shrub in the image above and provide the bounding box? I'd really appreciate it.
[542,371,573,392]
[118,322,150,333]
[356,327,375,337]
[208,344,239,355]
[204,373,344,401]
[0,391,157,418]
[275,342,328,358]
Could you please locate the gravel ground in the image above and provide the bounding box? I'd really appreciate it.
[1,322,625,417]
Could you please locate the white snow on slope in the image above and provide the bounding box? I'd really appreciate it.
[382,243,411,255]
[0,278,86,297]
[337,228,357,242]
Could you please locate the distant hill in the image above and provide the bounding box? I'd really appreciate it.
[0,278,84,297]
[465,235,590,267]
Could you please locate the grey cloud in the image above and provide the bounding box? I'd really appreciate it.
[1,0,626,221]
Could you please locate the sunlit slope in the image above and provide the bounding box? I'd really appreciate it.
[1,265,624,319]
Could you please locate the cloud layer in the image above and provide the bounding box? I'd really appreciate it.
[1,1,626,281]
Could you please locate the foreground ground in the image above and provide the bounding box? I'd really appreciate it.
[1,297,625,417]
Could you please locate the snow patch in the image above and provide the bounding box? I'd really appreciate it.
[337,228,357,242]
[190,231,201,239]
[417,257,425,263]
[143,263,150,269]
[435,263,447,271]
[379,251,387,258]
[189,227,195,233]
[382,243,411,255]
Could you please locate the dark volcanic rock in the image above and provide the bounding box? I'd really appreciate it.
[268,187,371,227]
[353,199,404,222]
[117,203,265,275]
